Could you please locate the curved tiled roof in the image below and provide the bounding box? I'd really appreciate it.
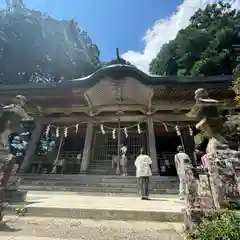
[0,63,235,91]
[70,64,235,87]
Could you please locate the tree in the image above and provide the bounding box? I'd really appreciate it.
[0,5,101,84]
[149,2,240,76]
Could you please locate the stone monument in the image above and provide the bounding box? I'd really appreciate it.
[0,95,31,220]
[184,88,240,233]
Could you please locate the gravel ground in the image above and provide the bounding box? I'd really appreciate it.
[0,216,184,240]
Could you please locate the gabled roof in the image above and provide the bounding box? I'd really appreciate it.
[0,63,235,92]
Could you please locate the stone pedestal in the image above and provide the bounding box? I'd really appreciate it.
[0,148,15,188]
[3,190,27,203]
[80,123,94,173]
[0,149,25,208]
[147,117,159,175]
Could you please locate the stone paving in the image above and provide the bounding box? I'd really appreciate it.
[1,191,185,239]
[6,191,185,222]
[0,216,184,240]
[23,191,184,211]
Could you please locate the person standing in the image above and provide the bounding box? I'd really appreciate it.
[134,148,152,200]
[174,145,190,200]
[120,143,128,176]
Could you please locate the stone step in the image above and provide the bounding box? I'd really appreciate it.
[88,162,132,165]
[19,174,178,184]
[87,169,135,175]
[20,180,177,190]
[24,186,174,193]
[87,166,135,170]
[20,178,140,185]
[20,178,178,188]
[20,173,177,178]
[87,168,135,172]
[19,185,139,193]
[88,164,135,168]
[89,160,134,164]
[17,189,178,198]
[89,162,135,167]
[87,167,130,171]
[87,171,134,174]
[88,169,135,172]
[19,185,178,196]
[19,185,178,194]
[88,159,136,175]
[20,178,178,187]
[20,180,139,188]
[87,166,135,171]
[19,173,141,180]
[6,204,183,222]
[90,159,135,163]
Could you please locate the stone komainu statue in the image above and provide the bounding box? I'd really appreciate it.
[184,88,240,232]
[187,88,220,120]
[0,95,30,215]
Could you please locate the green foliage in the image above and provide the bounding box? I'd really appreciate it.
[15,206,27,216]
[0,7,101,84]
[150,2,240,76]
[228,200,240,210]
[197,211,240,240]
[194,131,208,148]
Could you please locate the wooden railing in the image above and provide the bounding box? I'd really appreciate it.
[58,151,83,164]
[157,152,175,165]
[28,151,83,174]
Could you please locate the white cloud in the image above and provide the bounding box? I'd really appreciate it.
[233,0,240,8]
[122,0,240,73]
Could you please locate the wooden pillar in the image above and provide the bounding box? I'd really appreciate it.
[80,122,94,173]
[116,118,121,174]
[147,117,159,175]
[19,120,43,173]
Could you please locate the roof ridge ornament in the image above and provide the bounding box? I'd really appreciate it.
[116,48,120,62]
[106,48,135,67]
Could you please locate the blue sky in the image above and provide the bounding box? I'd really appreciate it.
[23,0,182,61]
[2,0,240,72]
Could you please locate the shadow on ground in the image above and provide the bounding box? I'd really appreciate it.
[0,221,21,232]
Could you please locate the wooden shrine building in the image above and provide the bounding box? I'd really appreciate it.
[0,63,236,176]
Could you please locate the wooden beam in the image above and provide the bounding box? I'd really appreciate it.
[26,100,237,116]
[39,113,196,124]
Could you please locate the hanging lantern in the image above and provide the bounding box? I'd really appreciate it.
[64,127,68,137]
[112,128,116,139]
[124,127,128,138]
[75,124,79,133]
[56,127,60,138]
[175,125,181,136]
[45,125,51,137]
[100,124,105,135]
[137,124,142,134]
[188,125,193,136]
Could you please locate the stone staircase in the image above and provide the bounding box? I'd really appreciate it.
[87,158,136,175]
[18,174,179,195]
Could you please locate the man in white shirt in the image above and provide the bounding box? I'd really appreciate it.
[120,144,128,176]
[174,145,190,200]
[134,148,152,200]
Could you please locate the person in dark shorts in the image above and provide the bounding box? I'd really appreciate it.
[134,148,152,200]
